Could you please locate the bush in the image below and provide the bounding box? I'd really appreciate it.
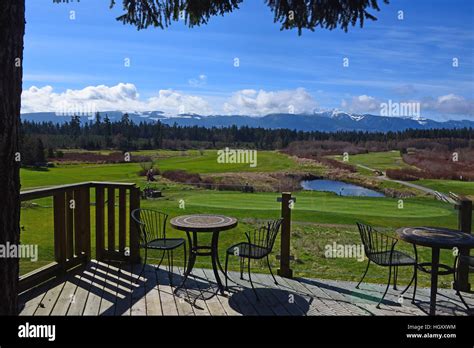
[319,157,357,173]
[138,162,160,176]
[386,168,421,181]
[162,170,202,184]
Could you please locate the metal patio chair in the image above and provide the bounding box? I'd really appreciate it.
[453,254,474,313]
[224,218,283,301]
[131,208,186,285]
[356,222,418,308]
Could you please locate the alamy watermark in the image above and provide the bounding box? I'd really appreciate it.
[0,242,38,262]
[55,101,97,117]
[324,242,365,262]
[380,99,420,118]
[217,147,257,168]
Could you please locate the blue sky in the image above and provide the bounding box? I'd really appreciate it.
[22,0,474,121]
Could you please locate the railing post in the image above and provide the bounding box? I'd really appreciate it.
[277,192,293,278]
[82,186,91,261]
[455,197,472,292]
[129,186,141,264]
[95,186,105,261]
[107,187,116,252]
[53,192,67,273]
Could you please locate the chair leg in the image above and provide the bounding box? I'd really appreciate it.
[167,250,173,286]
[393,266,398,290]
[225,253,230,290]
[247,258,259,301]
[453,258,471,312]
[136,247,147,283]
[170,249,174,285]
[412,265,418,304]
[156,250,166,269]
[401,265,416,295]
[411,245,419,304]
[239,257,244,280]
[377,265,392,308]
[456,290,472,312]
[183,243,187,274]
[267,255,278,285]
[356,260,371,289]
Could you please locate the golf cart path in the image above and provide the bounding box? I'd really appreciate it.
[355,164,454,203]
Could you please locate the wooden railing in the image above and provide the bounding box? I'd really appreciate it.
[275,192,473,285]
[19,182,140,292]
[454,196,473,292]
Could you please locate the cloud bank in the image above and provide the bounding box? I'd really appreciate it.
[341,94,474,117]
[21,83,472,119]
[223,88,317,115]
[21,83,317,116]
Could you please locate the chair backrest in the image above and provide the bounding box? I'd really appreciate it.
[356,222,395,259]
[458,255,474,270]
[249,218,283,252]
[131,208,168,245]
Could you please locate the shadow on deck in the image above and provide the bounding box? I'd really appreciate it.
[19,261,472,316]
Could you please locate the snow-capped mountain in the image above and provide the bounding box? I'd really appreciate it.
[21,111,474,133]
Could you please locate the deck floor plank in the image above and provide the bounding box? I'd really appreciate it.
[34,277,67,316]
[130,264,148,316]
[50,271,80,315]
[113,263,134,316]
[155,267,179,316]
[98,263,122,316]
[202,268,264,316]
[67,264,98,316]
[83,263,109,316]
[252,272,306,316]
[190,268,225,316]
[144,265,163,316]
[18,261,473,317]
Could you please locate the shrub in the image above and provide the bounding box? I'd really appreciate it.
[162,170,202,184]
[386,168,421,181]
[138,162,160,176]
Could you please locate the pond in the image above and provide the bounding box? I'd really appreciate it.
[301,179,385,197]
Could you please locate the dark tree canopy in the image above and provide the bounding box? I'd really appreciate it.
[109,0,389,33]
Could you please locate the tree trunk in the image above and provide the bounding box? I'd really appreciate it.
[0,0,25,315]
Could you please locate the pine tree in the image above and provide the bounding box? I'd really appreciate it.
[35,138,46,164]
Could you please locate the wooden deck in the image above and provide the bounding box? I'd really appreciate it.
[19,261,472,316]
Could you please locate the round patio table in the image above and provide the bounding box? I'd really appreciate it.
[396,226,474,315]
[170,214,238,296]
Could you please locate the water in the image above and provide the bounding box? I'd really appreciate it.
[301,179,385,197]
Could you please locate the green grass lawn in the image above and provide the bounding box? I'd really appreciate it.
[332,150,413,173]
[21,150,308,189]
[21,163,142,189]
[416,179,474,197]
[151,149,300,174]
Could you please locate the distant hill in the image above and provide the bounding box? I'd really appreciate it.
[21,110,474,133]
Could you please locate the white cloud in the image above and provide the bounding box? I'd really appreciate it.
[147,89,212,115]
[21,83,212,116]
[188,74,207,87]
[341,95,380,114]
[341,93,474,118]
[222,88,317,115]
[22,84,471,119]
[421,94,474,115]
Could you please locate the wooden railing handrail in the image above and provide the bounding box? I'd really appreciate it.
[19,181,140,293]
[20,182,91,200]
[20,181,137,201]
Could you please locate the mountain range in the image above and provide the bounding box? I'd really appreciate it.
[21,110,474,133]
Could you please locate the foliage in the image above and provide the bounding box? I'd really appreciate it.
[20,116,474,152]
[109,0,389,34]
